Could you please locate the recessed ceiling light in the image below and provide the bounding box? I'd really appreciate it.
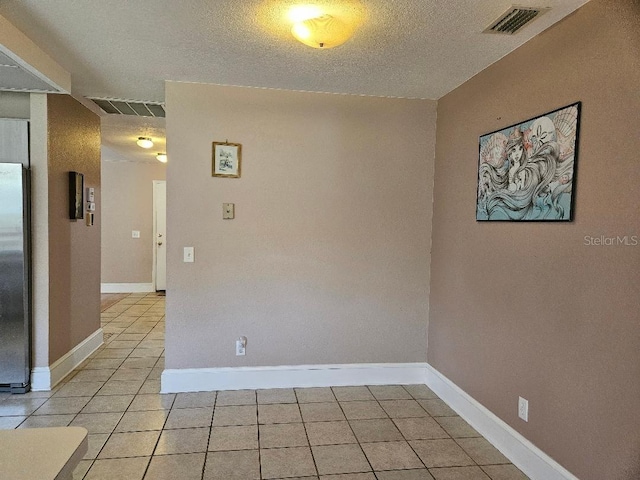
[156,153,167,163]
[137,137,153,149]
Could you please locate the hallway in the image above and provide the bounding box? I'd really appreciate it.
[0,294,528,479]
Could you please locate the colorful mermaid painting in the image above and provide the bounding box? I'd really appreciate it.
[476,103,581,221]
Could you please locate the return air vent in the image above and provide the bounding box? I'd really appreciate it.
[484,6,549,34]
[90,98,165,117]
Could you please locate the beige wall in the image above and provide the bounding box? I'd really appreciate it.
[101,158,166,283]
[165,83,436,369]
[428,2,640,479]
[47,94,101,364]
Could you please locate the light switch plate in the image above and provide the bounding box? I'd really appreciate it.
[223,203,235,219]
[184,247,194,263]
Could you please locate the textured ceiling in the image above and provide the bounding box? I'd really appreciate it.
[0,0,590,102]
[101,115,166,164]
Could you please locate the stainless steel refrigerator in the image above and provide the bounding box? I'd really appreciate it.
[0,162,31,393]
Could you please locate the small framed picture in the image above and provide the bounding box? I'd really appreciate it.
[212,141,242,178]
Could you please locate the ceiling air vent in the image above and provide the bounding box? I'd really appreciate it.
[90,98,165,117]
[484,6,549,35]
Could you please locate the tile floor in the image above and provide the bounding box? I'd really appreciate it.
[0,293,530,480]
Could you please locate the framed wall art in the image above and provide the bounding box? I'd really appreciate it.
[212,141,242,178]
[476,102,581,221]
[68,171,84,220]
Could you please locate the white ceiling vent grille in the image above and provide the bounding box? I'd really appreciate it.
[484,6,549,35]
[90,98,165,117]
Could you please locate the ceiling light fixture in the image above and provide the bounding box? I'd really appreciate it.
[137,137,153,149]
[156,153,167,163]
[289,6,354,49]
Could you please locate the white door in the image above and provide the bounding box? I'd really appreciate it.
[153,181,167,291]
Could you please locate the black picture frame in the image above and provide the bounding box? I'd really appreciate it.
[476,102,581,222]
[69,171,84,220]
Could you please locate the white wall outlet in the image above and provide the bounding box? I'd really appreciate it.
[223,203,235,219]
[518,396,529,422]
[132,230,140,238]
[183,247,194,263]
[236,336,247,356]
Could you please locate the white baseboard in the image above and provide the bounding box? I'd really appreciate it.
[425,364,579,480]
[31,328,103,391]
[101,283,154,293]
[161,363,428,394]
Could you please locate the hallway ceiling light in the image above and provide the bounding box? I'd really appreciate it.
[156,153,167,163]
[289,6,355,49]
[137,137,154,149]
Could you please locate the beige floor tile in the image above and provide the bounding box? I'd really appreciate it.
[368,386,412,401]
[295,387,337,403]
[418,399,457,417]
[349,418,404,443]
[312,444,371,475]
[33,396,92,415]
[0,398,47,416]
[85,457,150,480]
[120,357,159,369]
[69,369,115,383]
[70,412,124,434]
[361,441,423,471]
[259,403,302,424]
[160,404,208,428]
[403,385,439,400]
[435,417,479,438]
[429,466,491,480]
[305,421,357,446]
[379,400,430,418]
[212,405,257,426]
[393,417,450,440]
[84,433,110,459]
[84,358,125,370]
[110,368,152,382]
[409,439,475,468]
[319,474,375,480]
[97,380,144,396]
[209,424,258,451]
[116,333,147,341]
[82,395,134,413]
[17,414,74,428]
[144,453,206,480]
[339,401,387,420]
[260,422,309,448]
[95,348,134,359]
[456,437,509,465]
[481,464,530,480]
[99,430,161,458]
[139,380,161,394]
[375,469,435,479]
[72,459,92,479]
[154,426,210,455]
[203,449,260,479]
[215,389,257,406]
[174,391,217,409]
[128,393,175,411]
[261,446,317,479]
[257,388,297,404]
[115,409,168,431]
[300,402,346,422]
[106,340,141,349]
[130,347,164,357]
[0,416,26,429]
[332,386,375,402]
[53,382,105,398]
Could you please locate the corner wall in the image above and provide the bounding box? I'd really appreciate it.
[428,2,640,479]
[165,83,436,370]
[47,94,101,365]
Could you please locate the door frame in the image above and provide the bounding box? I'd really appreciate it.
[152,180,166,291]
